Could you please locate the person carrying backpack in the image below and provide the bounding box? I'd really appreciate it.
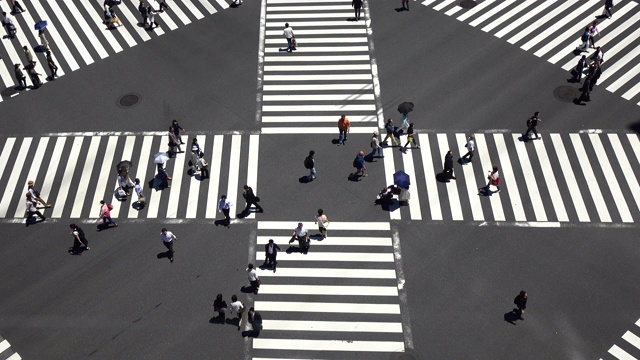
[304,150,316,181]
[523,111,542,140]
[577,26,589,52]
[69,224,89,254]
[98,200,118,228]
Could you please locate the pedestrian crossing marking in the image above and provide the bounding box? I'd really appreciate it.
[456,133,484,221]
[257,235,392,246]
[257,267,397,279]
[455,0,493,21]
[0,337,21,360]
[110,136,136,219]
[256,251,394,262]
[205,135,224,219]
[79,0,124,53]
[590,134,632,222]
[252,339,405,353]
[475,133,506,221]
[533,139,569,222]
[61,1,109,60]
[494,134,525,221]
[0,138,30,217]
[571,134,612,222]
[70,136,100,218]
[418,133,440,220]
[437,133,462,220]
[512,134,546,221]
[146,140,166,219]
[128,135,153,219]
[262,320,403,332]
[259,285,399,296]
[606,318,640,360]
[533,4,602,58]
[255,301,401,314]
[481,1,534,34]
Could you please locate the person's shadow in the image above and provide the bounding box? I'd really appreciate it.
[504,310,522,325]
[156,251,171,260]
[242,330,260,338]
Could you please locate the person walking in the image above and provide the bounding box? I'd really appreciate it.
[351,150,366,178]
[460,134,475,164]
[69,224,89,254]
[402,0,409,10]
[602,0,613,19]
[171,119,185,145]
[168,126,181,155]
[197,155,209,179]
[289,222,310,254]
[247,308,263,337]
[25,193,46,223]
[157,0,169,12]
[160,228,175,263]
[46,51,58,80]
[247,263,260,294]
[577,27,590,52]
[3,12,17,39]
[368,131,383,158]
[588,21,600,49]
[27,180,51,208]
[213,294,227,321]
[382,118,399,147]
[304,150,316,181]
[352,0,362,21]
[156,164,172,189]
[228,294,245,330]
[191,137,202,157]
[217,195,233,228]
[39,29,49,51]
[402,123,420,151]
[282,23,295,52]
[591,46,604,63]
[134,178,145,208]
[14,64,26,89]
[513,290,528,319]
[25,64,42,88]
[581,73,592,102]
[22,45,34,64]
[263,239,281,272]
[442,150,456,180]
[315,209,329,239]
[138,1,148,25]
[337,114,350,145]
[573,55,587,83]
[11,0,25,14]
[98,200,118,228]
[524,112,542,140]
[147,5,160,29]
[482,165,501,194]
[242,185,263,215]
[589,61,602,91]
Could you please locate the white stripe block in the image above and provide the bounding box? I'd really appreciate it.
[264,84,374,91]
[482,0,535,33]
[146,141,166,218]
[166,140,188,218]
[0,138,29,217]
[0,58,14,88]
[456,134,483,221]
[61,0,109,59]
[263,94,375,101]
[623,331,640,351]
[475,134,505,221]
[6,353,21,360]
[550,134,589,222]
[257,236,391,246]
[444,5,462,16]
[245,135,260,219]
[51,137,84,218]
[157,9,179,31]
[597,29,640,84]
[418,134,442,220]
[628,135,640,183]
[216,0,230,10]
[262,115,375,122]
[570,134,611,222]
[198,0,218,14]
[78,0,123,53]
[226,135,242,220]
[523,1,596,52]
[128,136,153,218]
[10,10,53,81]
[265,37,367,44]
[609,135,640,213]
[636,317,640,327]
[258,221,390,230]
[13,137,49,218]
[109,136,135,219]
[186,135,206,219]
[256,251,394,262]
[589,134,632,222]
[437,134,462,220]
[263,105,376,112]
[608,344,637,360]
[266,12,353,19]
[39,137,66,210]
[253,338,405,352]
[469,1,512,28]
[260,267,396,278]
[263,319,403,332]
[456,0,495,22]
[383,146,401,220]
[512,135,546,221]
[266,28,366,36]
[268,0,353,3]
[168,1,193,25]
[0,339,10,353]
[265,55,370,62]
[264,64,371,71]
[262,126,379,135]
[433,0,456,12]
[47,0,94,65]
[205,135,224,219]
[533,139,568,221]
[507,0,576,45]
[265,46,370,53]
[494,134,526,221]
[494,1,555,39]
[30,0,79,71]
[182,0,205,19]
[255,301,400,314]
[620,74,640,100]
[116,1,151,43]
[70,136,101,218]
[265,20,363,27]
[264,74,372,81]
[267,5,353,11]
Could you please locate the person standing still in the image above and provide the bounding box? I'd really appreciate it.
[242,185,263,214]
[368,131,383,158]
[247,308,263,337]
[382,119,399,147]
[513,290,528,318]
[283,23,295,52]
[524,112,542,140]
[46,51,58,80]
[460,134,475,164]
[304,150,316,181]
[352,0,362,20]
[263,239,281,272]
[315,209,329,239]
[14,64,26,89]
[247,263,260,294]
[139,1,148,25]
[338,114,350,145]
[160,228,175,263]
[217,195,233,228]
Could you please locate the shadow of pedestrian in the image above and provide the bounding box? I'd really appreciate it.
[25,217,45,227]
[156,251,171,260]
[374,198,401,213]
[240,286,254,294]
[504,310,521,325]
[242,330,260,338]
[209,315,226,324]
[435,173,451,183]
[348,173,360,182]
[68,247,88,255]
[299,176,311,184]
[573,97,588,106]
[395,7,408,12]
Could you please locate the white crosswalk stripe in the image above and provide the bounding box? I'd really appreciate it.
[0,0,230,101]
[423,0,640,106]
[0,336,22,360]
[388,132,640,224]
[252,221,406,359]
[604,317,640,360]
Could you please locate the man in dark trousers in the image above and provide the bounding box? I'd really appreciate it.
[524,112,542,140]
[581,74,592,102]
[573,55,586,83]
[247,308,263,337]
[14,63,26,89]
[263,239,281,272]
[242,185,263,215]
[352,0,362,20]
[138,1,148,25]
[442,150,456,180]
[69,223,89,254]
[513,290,528,318]
[603,0,613,19]
[589,61,602,91]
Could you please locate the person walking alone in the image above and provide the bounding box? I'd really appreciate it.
[157,0,169,12]
[11,0,25,14]
[442,150,456,180]
[482,165,501,194]
[352,0,362,21]
[460,134,475,164]
[588,21,600,49]
[315,209,329,239]
[602,0,613,19]
[337,114,350,145]
[368,131,383,158]
[401,123,419,151]
[69,224,89,254]
[282,23,295,52]
[247,263,260,294]
[46,51,58,80]
[134,178,145,209]
[98,200,118,228]
[382,118,399,147]
[139,1,148,26]
[304,150,316,182]
[197,155,209,179]
[39,29,49,51]
[247,308,263,337]
[213,294,227,321]
[263,239,281,272]
[351,150,366,178]
[513,290,528,319]
[228,295,245,330]
[25,193,46,224]
[217,195,233,228]
[242,185,263,215]
[27,180,51,208]
[289,222,310,254]
[160,228,176,263]
[524,112,542,140]
[577,27,590,52]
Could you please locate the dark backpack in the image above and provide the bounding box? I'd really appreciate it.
[353,157,359,168]
[581,31,589,42]
[304,156,313,169]
[76,227,87,242]
[526,118,532,127]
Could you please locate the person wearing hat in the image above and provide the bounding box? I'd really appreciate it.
[27,180,51,208]
[246,263,260,294]
[368,130,383,158]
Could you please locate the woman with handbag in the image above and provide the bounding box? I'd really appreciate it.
[315,208,329,239]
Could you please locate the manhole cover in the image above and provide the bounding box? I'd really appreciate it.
[119,93,140,107]
[459,0,477,9]
[554,86,578,102]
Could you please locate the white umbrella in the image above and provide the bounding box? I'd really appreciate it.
[153,152,170,164]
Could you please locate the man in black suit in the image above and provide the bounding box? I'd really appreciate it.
[589,61,602,91]
[573,55,587,83]
[242,185,264,215]
[248,308,263,337]
[264,239,281,272]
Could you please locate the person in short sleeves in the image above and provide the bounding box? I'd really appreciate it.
[217,195,233,228]
[290,223,310,253]
[315,209,329,239]
[247,264,260,294]
[283,23,295,52]
[482,166,501,194]
[228,295,245,330]
[160,228,176,263]
[69,224,89,254]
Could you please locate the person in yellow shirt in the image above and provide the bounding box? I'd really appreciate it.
[338,115,350,145]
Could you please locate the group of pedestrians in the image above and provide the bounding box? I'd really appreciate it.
[213,294,262,336]
[138,1,162,30]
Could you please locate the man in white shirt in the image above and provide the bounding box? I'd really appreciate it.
[289,222,310,254]
[160,228,176,263]
[460,134,475,164]
[228,294,244,330]
[283,23,295,52]
[247,263,260,294]
[217,195,233,228]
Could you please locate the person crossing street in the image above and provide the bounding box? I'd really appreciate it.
[160,228,176,263]
[289,222,311,254]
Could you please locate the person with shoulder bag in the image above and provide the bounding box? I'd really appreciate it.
[315,209,329,239]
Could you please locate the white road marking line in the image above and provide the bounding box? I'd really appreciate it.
[6,353,21,360]
[13,137,49,218]
[418,134,441,220]
[265,37,368,45]
[0,58,14,88]
[146,140,166,218]
[596,28,640,84]
[216,0,230,10]
[268,0,352,3]
[166,140,188,218]
[70,136,101,218]
[256,251,394,262]
[608,135,640,214]
[475,133,505,221]
[47,0,94,65]
[128,136,153,218]
[256,236,391,246]
[265,20,363,27]
[444,5,462,16]
[168,1,193,25]
[523,1,597,52]
[258,221,390,230]
[186,135,206,218]
[109,136,136,219]
[570,134,611,222]
[456,134,483,221]
[0,340,10,353]
[266,28,366,36]
[226,135,241,220]
[0,138,31,217]
[507,0,576,45]
[264,46,370,53]
[481,0,534,33]
[262,104,376,112]
[550,134,589,222]
[258,267,396,278]
[267,5,352,11]
[623,331,640,351]
[39,137,66,212]
[456,0,495,22]
[400,142,422,220]
[252,338,405,352]
[533,138,568,221]
[205,135,224,219]
[468,1,513,28]
[589,134,632,222]
[244,135,260,219]
[264,54,370,62]
[60,0,109,59]
[197,0,217,14]
[78,0,123,53]
[264,74,372,80]
[156,7,179,31]
[437,133,462,220]
[30,0,79,70]
[494,1,555,38]
[263,319,403,332]
[262,94,375,101]
[493,134,525,221]
[266,12,353,19]
[512,134,546,221]
[620,73,640,100]
[51,137,84,218]
[383,145,401,220]
[182,0,205,19]
[255,301,400,314]
[8,7,53,81]
[262,115,376,122]
[433,0,456,12]
[264,64,371,71]
[608,344,636,360]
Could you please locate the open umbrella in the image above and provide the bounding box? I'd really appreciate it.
[393,170,410,189]
[397,102,414,115]
[153,152,170,165]
[116,160,133,173]
[34,20,47,31]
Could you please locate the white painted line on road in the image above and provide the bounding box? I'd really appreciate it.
[444,4,462,16]
[128,136,153,219]
[608,135,640,214]
[608,344,636,360]
[255,301,400,314]
[265,20,362,27]
[392,226,414,349]
[264,64,371,71]
[433,0,455,12]
[258,221,390,230]
[265,37,368,45]
[6,353,21,360]
[512,134,546,221]
[264,46,370,53]
[13,137,49,218]
[257,251,394,262]
[610,60,640,93]
[258,267,396,279]
[156,7,179,31]
[79,0,124,53]
[570,134,611,222]
[481,0,534,33]
[263,320,403,332]
[494,1,554,39]
[61,0,109,59]
[266,12,353,19]
[267,5,352,11]
[0,138,31,217]
[182,0,205,19]
[226,135,242,220]
[623,331,640,351]
[186,135,206,219]
[48,0,94,65]
[0,339,10,353]
[205,135,224,219]
[534,138,568,222]
[266,28,366,36]
[636,317,640,327]
[268,0,352,3]
[383,145,401,220]
[70,136,101,218]
[535,4,603,58]
[264,73,372,81]
[116,0,151,43]
[51,137,83,218]
[264,55,370,62]
[198,0,218,14]
[437,133,462,220]
[109,136,136,219]
[257,236,391,246]
[507,0,575,45]
[10,7,54,82]
[456,0,494,22]
[258,285,398,296]
[596,28,640,84]
[245,134,260,219]
[262,94,375,101]
[262,104,376,112]
[621,74,640,100]
[418,134,441,221]
[31,0,79,71]
[400,137,422,220]
[456,134,484,221]
[216,0,230,10]
[146,140,166,219]
[551,134,589,222]
[39,137,66,213]
[469,1,512,28]
[475,134,505,221]
[522,1,595,52]
[253,339,405,352]
[168,0,193,25]
[261,115,376,122]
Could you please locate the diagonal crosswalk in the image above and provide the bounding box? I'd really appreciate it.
[0,132,259,221]
[0,0,230,102]
[385,132,640,224]
[0,335,21,360]
[422,0,640,106]
[260,0,379,134]
[604,318,640,360]
[252,221,406,359]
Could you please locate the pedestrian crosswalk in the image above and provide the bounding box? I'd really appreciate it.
[0,132,259,221]
[422,0,640,106]
[384,132,640,224]
[251,221,407,359]
[603,318,640,360]
[0,0,230,101]
[0,336,21,360]
[260,0,380,134]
